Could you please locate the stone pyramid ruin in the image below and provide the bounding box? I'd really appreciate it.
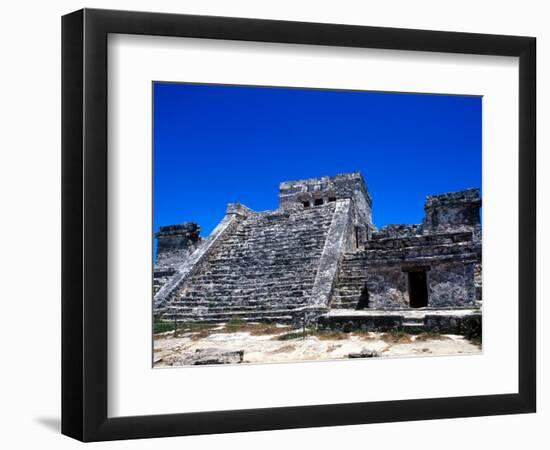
[154,172,481,332]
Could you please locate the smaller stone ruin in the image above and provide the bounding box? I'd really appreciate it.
[154,222,201,295]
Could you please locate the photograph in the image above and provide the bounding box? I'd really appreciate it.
[152,83,482,367]
[0,1,542,446]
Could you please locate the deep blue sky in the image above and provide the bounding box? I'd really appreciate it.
[154,82,481,249]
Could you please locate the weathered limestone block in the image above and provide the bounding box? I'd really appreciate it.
[348,349,380,358]
[424,313,481,335]
[428,262,476,307]
[423,188,481,234]
[155,222,201,270]
[173,348,244,365]
[153,268,176,295]
[366,269,409,308]
[317,314,403,332]
[372,224,423,240]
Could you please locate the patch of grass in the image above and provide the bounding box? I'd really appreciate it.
[275,331,311,341]
[381,330,413,344]
[181,322,222,340]
[153,320,175,334]
[177,322,217,333]
[224,317,247,332]
[162,321,220,339]
[351,330,376,340]
[462,316,482,347]
[468,336,482,347]
[246,323,292,336]
[221,320,292,335]
[414,332,450,342]
[153,320,218,336]
[314,330,349,341]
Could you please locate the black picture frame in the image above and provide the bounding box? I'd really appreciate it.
[62,8,536,442]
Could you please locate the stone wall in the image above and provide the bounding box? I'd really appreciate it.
[423,188,481,233]
[427,261,476,307]
[365,267,409,308]
[359,261,476,309]
[154,222,201,294]
[155,222,201,270]
[317,312,481,334]
[278,172,373,230]
[153,268,176,295]
[333,229,479,309]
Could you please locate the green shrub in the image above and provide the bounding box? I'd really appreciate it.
[225,317,246,332]
[462,316,482,346]
[381,330,412,343]
[154,320,175,334]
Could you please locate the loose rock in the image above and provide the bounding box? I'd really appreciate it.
[173,348,244,366]
[348,349,380,358]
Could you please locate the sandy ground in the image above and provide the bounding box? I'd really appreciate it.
[153,324,481,367]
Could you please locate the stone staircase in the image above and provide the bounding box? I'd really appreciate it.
[330,254,365,309]
[401,315,425,331]
[162,203,337,322]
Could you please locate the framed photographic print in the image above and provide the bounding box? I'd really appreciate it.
[61,8,536,442]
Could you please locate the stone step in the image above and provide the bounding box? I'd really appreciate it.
[179,289,312,297]
[402,321,424,326]
[168,300,309,308]
[169,304,309,312]
[334,285,364,291]
[170,297,311,305]
[188,277,316,285]
[178,288,310,298]
[332,294,362,300]
[330,303,358,309]
[162,309,299,323]
[201,263,321,270]
[336,274,367,280]
[167,304,308,313]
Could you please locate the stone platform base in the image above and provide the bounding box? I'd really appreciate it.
[317,308,482,335]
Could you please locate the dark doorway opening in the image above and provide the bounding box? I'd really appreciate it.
[356,284,369,310]
[314,198,323,206]
[408,271,428,308]
[302,201,310,208]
